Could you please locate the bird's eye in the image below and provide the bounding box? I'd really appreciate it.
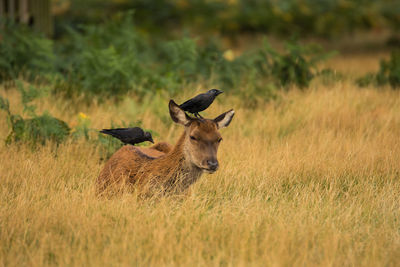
[190,136,197,141]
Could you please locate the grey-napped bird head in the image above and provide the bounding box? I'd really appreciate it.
[144,131,154,143]
[208,89,223,96]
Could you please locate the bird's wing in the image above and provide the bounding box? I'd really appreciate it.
[179,93,207,109]
[100,129,122,139]
[179,98,196,110]
[100,128,126,134]
[126,127,145,137]
[100,127,146,144]
[100,129,113,134]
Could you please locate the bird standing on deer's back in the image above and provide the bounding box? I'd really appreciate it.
[100,127,154,145]
[179,89,223,118]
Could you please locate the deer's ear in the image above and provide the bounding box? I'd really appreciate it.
[169,100,191,126]
[214,109,235,129]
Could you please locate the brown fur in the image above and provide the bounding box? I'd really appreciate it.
[96,132,201,196]
[151,142,173,154]
[96,100,234,196]
[135,142,173,158]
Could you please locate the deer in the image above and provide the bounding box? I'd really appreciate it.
[96,100,235,196]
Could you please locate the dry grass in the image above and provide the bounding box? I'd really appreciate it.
[1,57,400,266]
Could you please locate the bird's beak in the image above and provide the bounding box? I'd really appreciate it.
[149,136,154,143]
[217,90,224,95]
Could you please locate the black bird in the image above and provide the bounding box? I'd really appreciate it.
[100,127,154,145]
[179,89,223,118]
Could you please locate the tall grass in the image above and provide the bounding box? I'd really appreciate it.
[1,75,400,265]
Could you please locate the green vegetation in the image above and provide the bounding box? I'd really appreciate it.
[0,23,55,83]
[0,82,156,158]
[0,80,141,155]
[1,15,332,103]
[256,39,333,88]
[61,0,400,38]
[0,81,69,146]
[357,50,400,89]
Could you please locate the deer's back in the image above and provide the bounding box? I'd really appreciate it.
[97,143,172,194]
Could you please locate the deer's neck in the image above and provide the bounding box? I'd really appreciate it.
[161,132,203,191]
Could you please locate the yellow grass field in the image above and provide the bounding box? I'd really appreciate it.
[1,54,400,266]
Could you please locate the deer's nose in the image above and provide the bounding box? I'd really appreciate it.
[207,159,219,171]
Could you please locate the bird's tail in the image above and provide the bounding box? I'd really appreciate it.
[100,129,110,133]
[100,129,117,137]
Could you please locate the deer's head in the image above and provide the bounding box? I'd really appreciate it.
[169,100,235,173]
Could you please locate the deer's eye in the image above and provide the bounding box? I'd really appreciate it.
[190,136,197,141]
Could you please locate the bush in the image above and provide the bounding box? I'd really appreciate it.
[376,50,400,88]
[55,12,146,98]
[62,0,400,38]
[156,37,246,92]
[0,13,334,102]
[6,113,70,146]
[356,50,400,89]
[0,81,70,146]
[255,39,334,89]
[0,23,55,83]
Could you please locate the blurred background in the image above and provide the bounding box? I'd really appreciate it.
[1,0,400,101]
[18,0,400,39]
